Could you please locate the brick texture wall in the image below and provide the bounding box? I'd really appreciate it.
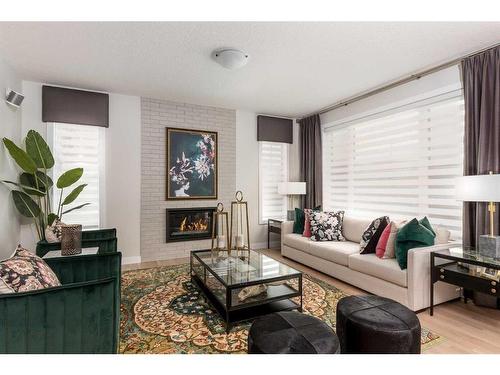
[141,98,236,261]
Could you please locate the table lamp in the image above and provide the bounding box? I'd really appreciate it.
[278,182,306,221]
[456,172,500,257]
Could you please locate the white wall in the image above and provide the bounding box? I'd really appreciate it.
[236,110,299,248]
[235,110,267,248]
[19,81,142,263]
[104,94,141,264]
[0,57,22,258]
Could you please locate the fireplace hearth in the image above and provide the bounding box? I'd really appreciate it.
[166,207,216,242]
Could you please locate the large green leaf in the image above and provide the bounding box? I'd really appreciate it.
[12,190,41,218]
[56,168,83,189]
[62,184,87,206]
[2,138,37,174]
[25,130,55,170]
[62,203,90,215]
[19,172,53,196]
[1,180,45,196]
[34,171,53,189]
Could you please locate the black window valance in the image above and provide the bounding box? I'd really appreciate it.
[257,115,293,144]
[42,85,109,127]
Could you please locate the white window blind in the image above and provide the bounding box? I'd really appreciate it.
[259,141,288,224]
[323,92,465,239]
[51,123,103,230]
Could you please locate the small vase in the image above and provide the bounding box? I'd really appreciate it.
[61,224,82,256]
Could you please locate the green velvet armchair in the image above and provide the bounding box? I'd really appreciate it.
[35,228,118,257]
[0,251,121,354]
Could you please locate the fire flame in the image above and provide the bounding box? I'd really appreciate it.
[179,216,209,232]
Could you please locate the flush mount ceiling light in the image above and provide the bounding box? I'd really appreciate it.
[213,49,249,70]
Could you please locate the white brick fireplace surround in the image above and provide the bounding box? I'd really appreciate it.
[141,98,236,261]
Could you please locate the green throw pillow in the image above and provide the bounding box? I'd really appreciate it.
[419,216,436,236]
[293,205,322,234]
[293,208,306,234]
[395,218,436,270]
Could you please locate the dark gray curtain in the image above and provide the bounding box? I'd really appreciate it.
[462,46,500,248]
[298,114,322,208]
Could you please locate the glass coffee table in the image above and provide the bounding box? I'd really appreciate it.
[190,249,303,332]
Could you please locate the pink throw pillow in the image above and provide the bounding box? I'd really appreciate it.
[302,209,313,237]
[375,223,392,258]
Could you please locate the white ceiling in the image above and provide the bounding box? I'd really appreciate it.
[0,22,499,117]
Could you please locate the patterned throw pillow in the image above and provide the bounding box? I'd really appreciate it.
[360,216,390,254]
[0,245,61,294]
[302,208,314,237]
[293,205,322,234]
[310,211,345,241]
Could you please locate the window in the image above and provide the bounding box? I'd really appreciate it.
[50,123,104,230]
[259,141,288,224]
[323,91,465,239]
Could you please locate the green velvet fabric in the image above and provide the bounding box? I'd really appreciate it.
[0,252,121,353]
[36,228,117,257]
[293,208,306,234]
[395,218,435,270]
[293,206,321,234]
[419,216,436,236]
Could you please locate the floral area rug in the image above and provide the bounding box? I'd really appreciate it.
[120,264,442,354]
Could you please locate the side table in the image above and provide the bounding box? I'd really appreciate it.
[430,246,500,315]
[267,218,283,249]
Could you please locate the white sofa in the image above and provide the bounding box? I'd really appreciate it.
[281,215,460,311]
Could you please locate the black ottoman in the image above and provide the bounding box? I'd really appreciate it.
[248,311,340,354]
[336,295,421,354]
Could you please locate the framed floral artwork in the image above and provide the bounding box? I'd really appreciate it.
[166,128,218,200]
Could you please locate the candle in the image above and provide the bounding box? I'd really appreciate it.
[217,235,226,249]
[235,234,243,249]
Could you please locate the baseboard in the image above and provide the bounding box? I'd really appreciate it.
[122,256,142,265]
[253,241,280,250]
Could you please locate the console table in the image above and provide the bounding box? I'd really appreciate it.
[267,218,283,249]
[430,246,500,315]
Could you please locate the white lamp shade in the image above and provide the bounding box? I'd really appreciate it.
[277,182,306,195]
[455,174,500,202]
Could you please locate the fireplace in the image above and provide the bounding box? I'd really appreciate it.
[166,207,216,242]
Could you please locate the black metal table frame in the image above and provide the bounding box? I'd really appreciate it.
[430,250,500,316]
[190,249,303,332]
[267,219,283,249]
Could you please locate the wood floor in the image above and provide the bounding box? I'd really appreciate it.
[123,248,500,354]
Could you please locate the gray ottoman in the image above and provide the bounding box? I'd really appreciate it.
[248,311,340,354]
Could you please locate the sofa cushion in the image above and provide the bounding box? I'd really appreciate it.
[360,216,390,254]
[0,245,61,294]
[307,241,360,266]
[375,223,392,258]
[283,234,312,252]
[395,218,435,270]
[310,211,345,242]
[348,253,408,287]
[293,206,321,234]
[342,216,372,243]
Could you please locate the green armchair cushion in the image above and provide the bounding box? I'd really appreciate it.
[395,217,436,270]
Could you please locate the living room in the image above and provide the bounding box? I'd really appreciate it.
[0,1,500,372]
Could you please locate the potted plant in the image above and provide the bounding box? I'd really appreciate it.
[1,130,89,241]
